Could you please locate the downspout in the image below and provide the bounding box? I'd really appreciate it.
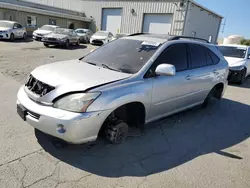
[182,0,190,36]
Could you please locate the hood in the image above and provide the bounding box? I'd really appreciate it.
[0,27,11,31]
[45,33,68,39]
[31,59,131,91]
[224,57,245,67]
[91,35,108,40]
[34,29,52,35]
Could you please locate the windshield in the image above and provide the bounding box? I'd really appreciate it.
[94,31,108,37]
[81,39,161,74]
[54,28,71,35]
[218,46,247,58]
[115,34,127,39]
[76,29,87,34]
[0,21,13,28]
[40,25,56,31]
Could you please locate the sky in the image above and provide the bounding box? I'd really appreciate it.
[195,0,250,39]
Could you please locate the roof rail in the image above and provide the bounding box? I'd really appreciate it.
[168,36,210,43]
[128,33,147,36]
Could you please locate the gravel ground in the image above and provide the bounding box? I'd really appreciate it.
[0,39,249,188]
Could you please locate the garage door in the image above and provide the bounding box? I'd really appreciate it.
[142,14,173,34]
[101,8,122,35]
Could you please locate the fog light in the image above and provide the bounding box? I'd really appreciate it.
[57,124,66,133]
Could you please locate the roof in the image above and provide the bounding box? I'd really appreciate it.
[43,25,59,28]
[190,0,223,18]
[125,34,170,44]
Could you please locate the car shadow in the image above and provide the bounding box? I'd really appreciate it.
[229,76,250,89]
[36,98,250,177]
[0,37,34,43]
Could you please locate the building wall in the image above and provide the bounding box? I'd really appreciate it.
[81,0,187,35]
[183,2,222,43]
[0,8,87,35]
[20,0,83,13]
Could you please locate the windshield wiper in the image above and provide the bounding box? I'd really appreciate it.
[85,61,96,66]
[101,64,121,72]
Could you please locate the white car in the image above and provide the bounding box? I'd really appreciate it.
[75,28,93,43]
[0,20,27,41]
[33,25,59,41]
[90,31,113,45]
[218,44,250,84]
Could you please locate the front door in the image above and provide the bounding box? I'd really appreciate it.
[148,43,194,121]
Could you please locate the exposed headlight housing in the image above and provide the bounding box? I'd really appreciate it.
[53,92,101,113]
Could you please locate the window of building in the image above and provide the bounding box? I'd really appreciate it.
[27,15,37,27]
[49,19,56,25]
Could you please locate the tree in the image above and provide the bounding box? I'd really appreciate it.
[240,38,250,46]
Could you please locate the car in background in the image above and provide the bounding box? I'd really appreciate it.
[75,28,93,43]
[42,28,80,48]
[17,34,228,145]
[111,33,129,41]
[33,25,59,41]
[218,44,250,84]
[0,20,27,41]
[90,31,113,45]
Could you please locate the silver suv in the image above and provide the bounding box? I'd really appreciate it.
[17,34,229,144]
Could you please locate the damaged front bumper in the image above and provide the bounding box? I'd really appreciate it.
[17,86,112,144]
[227,66,245,82]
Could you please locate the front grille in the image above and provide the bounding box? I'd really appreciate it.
[92,40,103,45]
[37,33,44,36]
[25,75,55,97]
[48,38,57,41]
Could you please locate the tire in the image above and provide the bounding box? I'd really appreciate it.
[10,33,15,42]
[202,90,212,108]
[106,121,128,144]
[65,40,70,49]
[76,39,80,46]
[43,43,49,47]
[23,33,27,40]
[238,69,246,85]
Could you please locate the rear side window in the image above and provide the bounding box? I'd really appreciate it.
[206,48,220,65]
[188,44,207,68]
[155,44,188,72]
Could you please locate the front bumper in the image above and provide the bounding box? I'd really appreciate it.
[228,67,245,82]
[42,39,65,45]
[33,35,43,41]
[17,86,112,144]
[0,33,10,39]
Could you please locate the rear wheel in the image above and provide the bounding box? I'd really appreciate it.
[10,33,14,42]
[202,84,223,108]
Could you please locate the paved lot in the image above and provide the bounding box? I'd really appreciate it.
[0,39,249,188]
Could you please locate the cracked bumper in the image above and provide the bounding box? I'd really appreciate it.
[17,86,112,144]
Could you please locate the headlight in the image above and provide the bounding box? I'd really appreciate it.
[53,92,101,112]
[60,37,67,41]
[230,65,245,71]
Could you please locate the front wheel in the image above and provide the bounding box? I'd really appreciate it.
[23,33,27,40]
[76,39,80,46]
[106,121,128,144]
[10,33,15,42]
[43,43,49,47]
[64,40,70,49]
[238,69,246,85]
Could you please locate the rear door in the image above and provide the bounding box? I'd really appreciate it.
[17,24,24,38]
[186,43,219,103]
[13,23,19,38]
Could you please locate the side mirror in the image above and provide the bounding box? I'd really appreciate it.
[13,26,18,29]
[155,64,176,76]
[248,54,250,59]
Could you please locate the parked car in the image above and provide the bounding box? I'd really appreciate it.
[111,33,129,41]
[41,28,80,48]
[218,44,250,84]
[0,20,26,41]
[90,31,113,45]
[17,34,228,145]
[33,25,59,41]
[75,28,93,43]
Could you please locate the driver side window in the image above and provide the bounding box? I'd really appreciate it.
[145,43,188,78]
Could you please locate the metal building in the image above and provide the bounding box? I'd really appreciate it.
[81,0,223,43]
[0,0,91,35]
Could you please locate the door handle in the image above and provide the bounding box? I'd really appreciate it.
[186,75,192,80]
